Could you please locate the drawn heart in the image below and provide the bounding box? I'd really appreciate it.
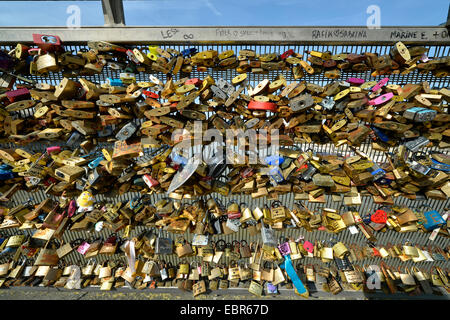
[371,209,387,224]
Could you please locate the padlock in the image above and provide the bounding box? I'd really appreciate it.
[402,241,419,257]
[403,107,437,122]
[240,205,253,224]
[332,242,349,259]
[32,34,62,52]
[226,201,240,219]
[115,122,137,141]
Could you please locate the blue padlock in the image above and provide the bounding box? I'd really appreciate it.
[265,155,284,166]
[369,162,385,180]
[106,78,123,87]
[0,169,14,180]
[431,158,450,172]
[422,209,446,231]
[181,48,197,57]
[88,156,104,169]
[371,126,390,143]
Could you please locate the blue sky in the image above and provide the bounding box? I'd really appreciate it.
[0,0,448,26]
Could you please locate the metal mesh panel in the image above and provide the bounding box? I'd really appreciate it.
[1,43,449,88]
[1,42,449,270]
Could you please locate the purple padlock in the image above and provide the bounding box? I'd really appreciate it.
[347,77,365,85]
[278,241,291,256]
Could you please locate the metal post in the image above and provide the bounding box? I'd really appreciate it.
[101,0,125,27]
[446,4,450,29]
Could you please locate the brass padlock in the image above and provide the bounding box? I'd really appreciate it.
[252,207,264,221]
[402,241,419,257]
[332,242,349,259]
[178,261,190,275]
[262,205,272,225]
[240,204,253,224]
[270,201,286,223]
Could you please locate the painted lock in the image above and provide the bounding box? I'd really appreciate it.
[76,191,94,211]
[403,107,437,122]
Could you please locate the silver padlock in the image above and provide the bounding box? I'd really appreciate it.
[67,131,83,149]
[404,136,429,152]
[107,61,125,70]
[319,97,335,110]
[225,218,240,232]
[261,222,277,247]
[290,93,314,112]
[75,177,88,190]
[403,107,437,122]
[87,167,102,186]
[339,81,351,88]
[115,122,137,141]
[302,164,317,180]
[217,78,235,96]
[210,85,228,100]
[407,160,430,175]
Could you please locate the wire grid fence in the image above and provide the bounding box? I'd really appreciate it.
[0,42,449,271]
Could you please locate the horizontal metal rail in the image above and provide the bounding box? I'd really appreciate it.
[0,26,449,45]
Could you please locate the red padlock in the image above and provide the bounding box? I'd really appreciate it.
[185,78,201,86]
[142,90,159,99]
[5,88,30,103]
[372,247,381,257]
[371,209,388,224]
[248,100,277,112]
[281,49,294,60]
[126,49,140,64]
[32,34,62,52]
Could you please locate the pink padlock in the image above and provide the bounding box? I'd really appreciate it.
[77,242,91,255]
[46,146,61,154]
[347,77,365,85]
[27,48,41,55]
[303,241,314,253]
[143,174,159,188]
[369,92,393,105]
[371,77,389,92]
